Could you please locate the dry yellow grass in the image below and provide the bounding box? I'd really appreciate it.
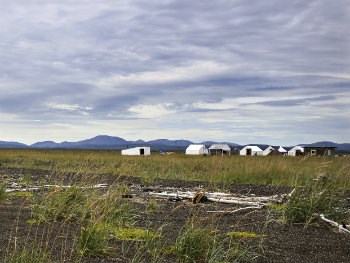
[0,149,349,188]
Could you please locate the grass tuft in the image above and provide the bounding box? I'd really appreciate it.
[0,183,6,203]
[284,181,348,224]
[5,249,50,263]
[79,224,111,256]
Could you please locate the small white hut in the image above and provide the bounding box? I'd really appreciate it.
[262,146,275,156]
[277,146,288,155]
[288,146,304,156]
[185,144,209,155]
[209,144,231,155]
[121,147,151,156]
[239,145,263,156]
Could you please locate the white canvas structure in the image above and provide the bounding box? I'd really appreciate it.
[209,144,231,155]
[278,146,288,155]
[263,146,275,156]
[240,145,263,156]
[288,146,304,156]
[121,147,151,156]
[185,144,209,155]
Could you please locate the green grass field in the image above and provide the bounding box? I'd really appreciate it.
[0,149,349,188]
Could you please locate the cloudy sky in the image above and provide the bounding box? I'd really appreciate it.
[0,0,349,145]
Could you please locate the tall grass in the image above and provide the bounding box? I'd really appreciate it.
[0,149,349,188]
[284,180,348,224]
[174,219,254,263]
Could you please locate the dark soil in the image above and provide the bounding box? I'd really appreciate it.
[0,167,349,263]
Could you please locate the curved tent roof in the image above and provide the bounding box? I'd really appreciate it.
[209,144,231,151]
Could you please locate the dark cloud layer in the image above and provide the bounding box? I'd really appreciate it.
[0,0,349,144]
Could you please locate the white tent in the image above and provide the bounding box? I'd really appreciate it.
[278,146,288,155]
[240,145,263,156]
[288,146,304,156]
[262,146,275,156]
[185,144,208,155]
[209,144,231,155]
[121,147,151,156]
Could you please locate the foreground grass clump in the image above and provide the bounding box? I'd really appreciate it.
[284,181,348,224]
[5,249,49,263]
[30,182,137,256]
[0,183,6,203]
[31,186,90,222]
[79,224,111,256]
[174,221,253,263]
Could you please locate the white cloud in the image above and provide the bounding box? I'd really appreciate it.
[46,103,92,112]
[0,0,348,145]
[128,103,177,118]
[95,61,231,89]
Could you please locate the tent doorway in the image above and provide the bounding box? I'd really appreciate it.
[139,149,145,155]
[246,149,252,155]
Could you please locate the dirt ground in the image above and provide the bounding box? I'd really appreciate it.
[0,167,349,263]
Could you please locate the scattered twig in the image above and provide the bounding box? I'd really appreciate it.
[5,183,108,193]
[207,205,265,214]
[319,214,350,234]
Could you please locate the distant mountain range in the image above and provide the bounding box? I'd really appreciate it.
[0,141,28,148]
[0,136,349,152]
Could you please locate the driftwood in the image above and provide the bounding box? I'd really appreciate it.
[5,183,296,211]
[319,214,350,234]
[207,205,265,214]
[148,190,293,207]
[5,183,108,193]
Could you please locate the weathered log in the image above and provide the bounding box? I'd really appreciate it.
[147,190,289,206]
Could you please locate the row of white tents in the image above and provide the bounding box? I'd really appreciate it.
[184,144,307,156]
[120,144,305,156]
[238,145,304,156]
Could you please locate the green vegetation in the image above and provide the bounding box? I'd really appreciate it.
[174,222,254,263]
[284,180,348,224]
[0,149,349,188]
[227,231,267,239]
[113,227,157,241]
[4,250,49,263]
[1,149,349,262]
[30,182,137,257]
[0,183,6,203]
[174,224,215,262]
[79,224,111,256]
[8,192,33,198]
[31,186,90,223]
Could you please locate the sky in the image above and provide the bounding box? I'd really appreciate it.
[0,0,349,145]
